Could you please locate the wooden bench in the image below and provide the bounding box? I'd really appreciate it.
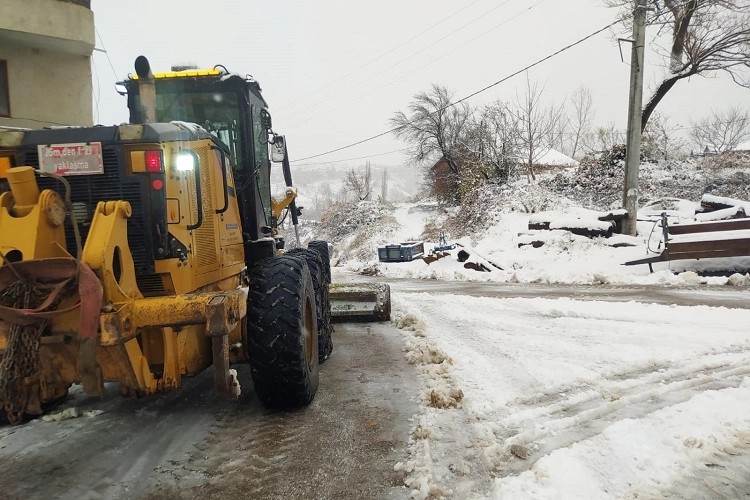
[624,214,750,272]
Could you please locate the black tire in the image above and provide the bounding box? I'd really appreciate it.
[246,255,319,409]
[287,248,333,363]
[307,240,331,284]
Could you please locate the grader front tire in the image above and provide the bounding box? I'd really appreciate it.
[246,256,320,409]
[287,248,333,363]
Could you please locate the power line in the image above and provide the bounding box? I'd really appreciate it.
[285,0,547,130]
[450,22,621,109]
[275,0,487,113]
[94,26,120,81]
[278,0,517,121]
[293,148,408,167]
[92,57,101,124]
[8,116,76,126]
[290,20,622,163]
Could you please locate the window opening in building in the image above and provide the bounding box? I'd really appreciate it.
[0,60,9,117]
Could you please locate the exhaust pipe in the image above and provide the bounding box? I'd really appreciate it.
[134,55,157,124]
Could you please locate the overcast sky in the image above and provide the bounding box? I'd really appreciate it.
[91,0,748,166]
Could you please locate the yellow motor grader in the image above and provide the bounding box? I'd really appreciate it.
[0,56,390,424]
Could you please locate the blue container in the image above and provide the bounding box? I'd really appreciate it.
[377,241,425,262]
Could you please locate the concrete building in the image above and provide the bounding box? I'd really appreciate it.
[0,0,94,129]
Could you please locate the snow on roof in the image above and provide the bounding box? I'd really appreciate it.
[535,148,579,167]
[734,139,750,151]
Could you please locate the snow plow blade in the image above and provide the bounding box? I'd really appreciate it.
[329,283,391,322]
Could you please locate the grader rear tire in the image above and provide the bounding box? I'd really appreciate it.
[246,255,320,409]
[287,248,333,363]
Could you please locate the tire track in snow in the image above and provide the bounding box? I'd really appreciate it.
[509,344,750,418]
[488,356,750,478]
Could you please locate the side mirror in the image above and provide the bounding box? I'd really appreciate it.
[260,109,272,130]
[271,135,286,163]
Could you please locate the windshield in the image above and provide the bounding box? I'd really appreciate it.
[155,91,242,167]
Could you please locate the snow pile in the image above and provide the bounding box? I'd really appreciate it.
[535,148,578,167]
[449,183,576,236]
[543,147,750,211]
[317,200,397,263]
[392,308,467,499]
[41,408,104,422]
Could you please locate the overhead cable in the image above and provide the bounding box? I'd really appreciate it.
[94,26,121,81]
[285,0,547,130]
[293,148,408,167]
[290,20,622,163]
[275,0,487,113]
[279,0,517,121]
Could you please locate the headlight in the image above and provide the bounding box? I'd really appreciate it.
[175,152,196,171]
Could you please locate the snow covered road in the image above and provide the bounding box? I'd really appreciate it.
[392,290,750,499]
[1,278,748,499]
[0,322,420,499]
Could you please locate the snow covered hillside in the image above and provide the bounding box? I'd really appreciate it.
[314,198,750,287]
[302,154,750,286]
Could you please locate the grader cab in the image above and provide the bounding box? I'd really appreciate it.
[0,56,389,424]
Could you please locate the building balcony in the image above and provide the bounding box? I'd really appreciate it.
[0,0,94,56]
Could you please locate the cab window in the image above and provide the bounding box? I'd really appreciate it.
[154,90,243,168]
[251,105,271,220]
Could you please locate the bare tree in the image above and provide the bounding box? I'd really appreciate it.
[568,86,595,159]
[606,0,750,131]
[586,122,625,152]
[310,182,334,219]
[641,114,686,160]
[512,74,565,180]
[689,105,750,152]
[472,100,522,183]
[547,114,570,156]
[380,168,389,203]
[390,85,472,183]
[344,161,374,201]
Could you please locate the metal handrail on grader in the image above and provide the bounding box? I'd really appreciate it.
[0,56,390,424]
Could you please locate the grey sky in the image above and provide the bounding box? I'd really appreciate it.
[91,0,748,165]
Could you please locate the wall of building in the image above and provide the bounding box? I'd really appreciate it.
[0,0,94,128]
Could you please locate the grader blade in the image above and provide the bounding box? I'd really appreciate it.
[329,283,391,323]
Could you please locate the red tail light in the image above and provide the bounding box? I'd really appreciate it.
[144,151,163,173]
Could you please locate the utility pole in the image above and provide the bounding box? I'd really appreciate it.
[622,0,647,236]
